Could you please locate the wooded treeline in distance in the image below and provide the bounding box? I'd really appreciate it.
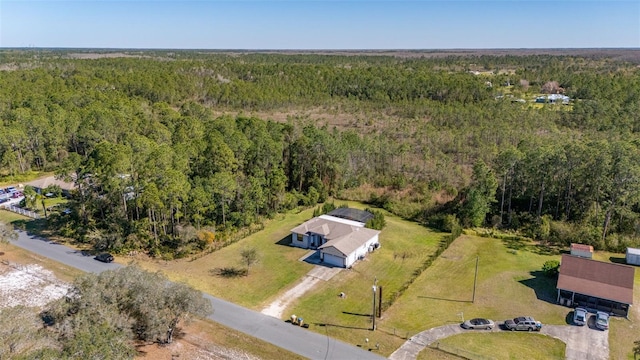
[1,50,640,255]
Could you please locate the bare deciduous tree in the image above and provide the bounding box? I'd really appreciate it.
[0,222,18,250]
[240,248,259,274]
[49,265,213,353]
[0,306,57,358]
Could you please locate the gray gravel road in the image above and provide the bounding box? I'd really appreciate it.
[12,230,385,360]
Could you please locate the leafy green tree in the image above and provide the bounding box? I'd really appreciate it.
[542,260,560,277]
[365,209,387,230]
[460,160,498,227]
[22,185,38,210]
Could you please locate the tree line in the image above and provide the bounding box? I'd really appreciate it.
[1,50,640,254]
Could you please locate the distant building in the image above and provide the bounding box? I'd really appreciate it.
[26,176,76,196]
[570,243,593,259]
[535,94,570,104]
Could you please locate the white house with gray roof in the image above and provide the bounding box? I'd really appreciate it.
[290,214,380,268]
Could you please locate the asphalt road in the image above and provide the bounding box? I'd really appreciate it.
[12,230,385,360]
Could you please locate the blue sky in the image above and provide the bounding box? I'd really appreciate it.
[1,1,638,49]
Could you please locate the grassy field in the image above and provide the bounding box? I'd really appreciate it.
[5,200,637,359]
[134,207,316,308]
[0,171,50,187]
[0,216,306,360]
[0,209,31,225]
[417,347,464,360]
[279,201,446,355]
[134,201,446,312]
[592,251,640,359]
[0,208,59,240]
[379,235,569,337]
[424,332,565,360]
[131,201,446,355]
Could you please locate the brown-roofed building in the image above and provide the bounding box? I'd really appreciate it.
[570,243,593,259]
[557,254,635,317]
[290,215,380,268]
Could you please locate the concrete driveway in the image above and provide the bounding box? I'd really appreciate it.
[542,315,609,360]
[390,319,609,360]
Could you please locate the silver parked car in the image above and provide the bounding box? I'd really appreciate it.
[461,318,495,330]
[595,311,609,330]
[573,307,587,326]
[503,316,542,331]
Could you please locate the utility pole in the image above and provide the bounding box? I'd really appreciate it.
[472,255,479,303]
[372,277,377,331]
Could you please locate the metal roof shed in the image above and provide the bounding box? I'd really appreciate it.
[627,248,640,266]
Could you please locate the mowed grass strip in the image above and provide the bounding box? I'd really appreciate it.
[380,235,568,336]
[426,332,565,360]
[592,251,639,360]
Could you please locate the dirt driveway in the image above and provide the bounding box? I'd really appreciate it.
[261,263,341,318]
[390,319,608,360]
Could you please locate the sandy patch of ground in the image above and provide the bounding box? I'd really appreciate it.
[137,334,260,360]
[0,263,70,308]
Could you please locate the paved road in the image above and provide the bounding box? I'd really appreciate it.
[11,230,385,360]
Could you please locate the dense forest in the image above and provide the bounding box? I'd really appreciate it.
[1,49,640,255]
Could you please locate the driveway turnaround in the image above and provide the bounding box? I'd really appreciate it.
[389,321,609,360]
[11,230,385,360]
[389,324,467,360]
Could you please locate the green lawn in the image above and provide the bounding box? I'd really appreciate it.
[0,208,54,237]
[136,207,316,308]
[0,171,50,187]
[379,235,568,337]
[283,202,447,355]
[424,332,565,360]
[0,209,30,224]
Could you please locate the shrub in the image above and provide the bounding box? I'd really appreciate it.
[542,260,560,277]
[365,208,386,230]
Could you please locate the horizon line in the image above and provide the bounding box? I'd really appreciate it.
[1,47,639,51]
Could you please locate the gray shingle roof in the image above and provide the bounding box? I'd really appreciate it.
[327,208,374,224]
[291,215,380,257]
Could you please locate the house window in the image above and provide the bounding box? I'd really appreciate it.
[296,233,303,242]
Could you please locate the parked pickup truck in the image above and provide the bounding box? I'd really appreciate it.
[504,316,542,331]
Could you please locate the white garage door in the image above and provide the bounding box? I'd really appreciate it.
[323,253,345,267]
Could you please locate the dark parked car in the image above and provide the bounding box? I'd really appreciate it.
[95,253,114,263]
[503,316,542,331]
[461,318,495,330]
